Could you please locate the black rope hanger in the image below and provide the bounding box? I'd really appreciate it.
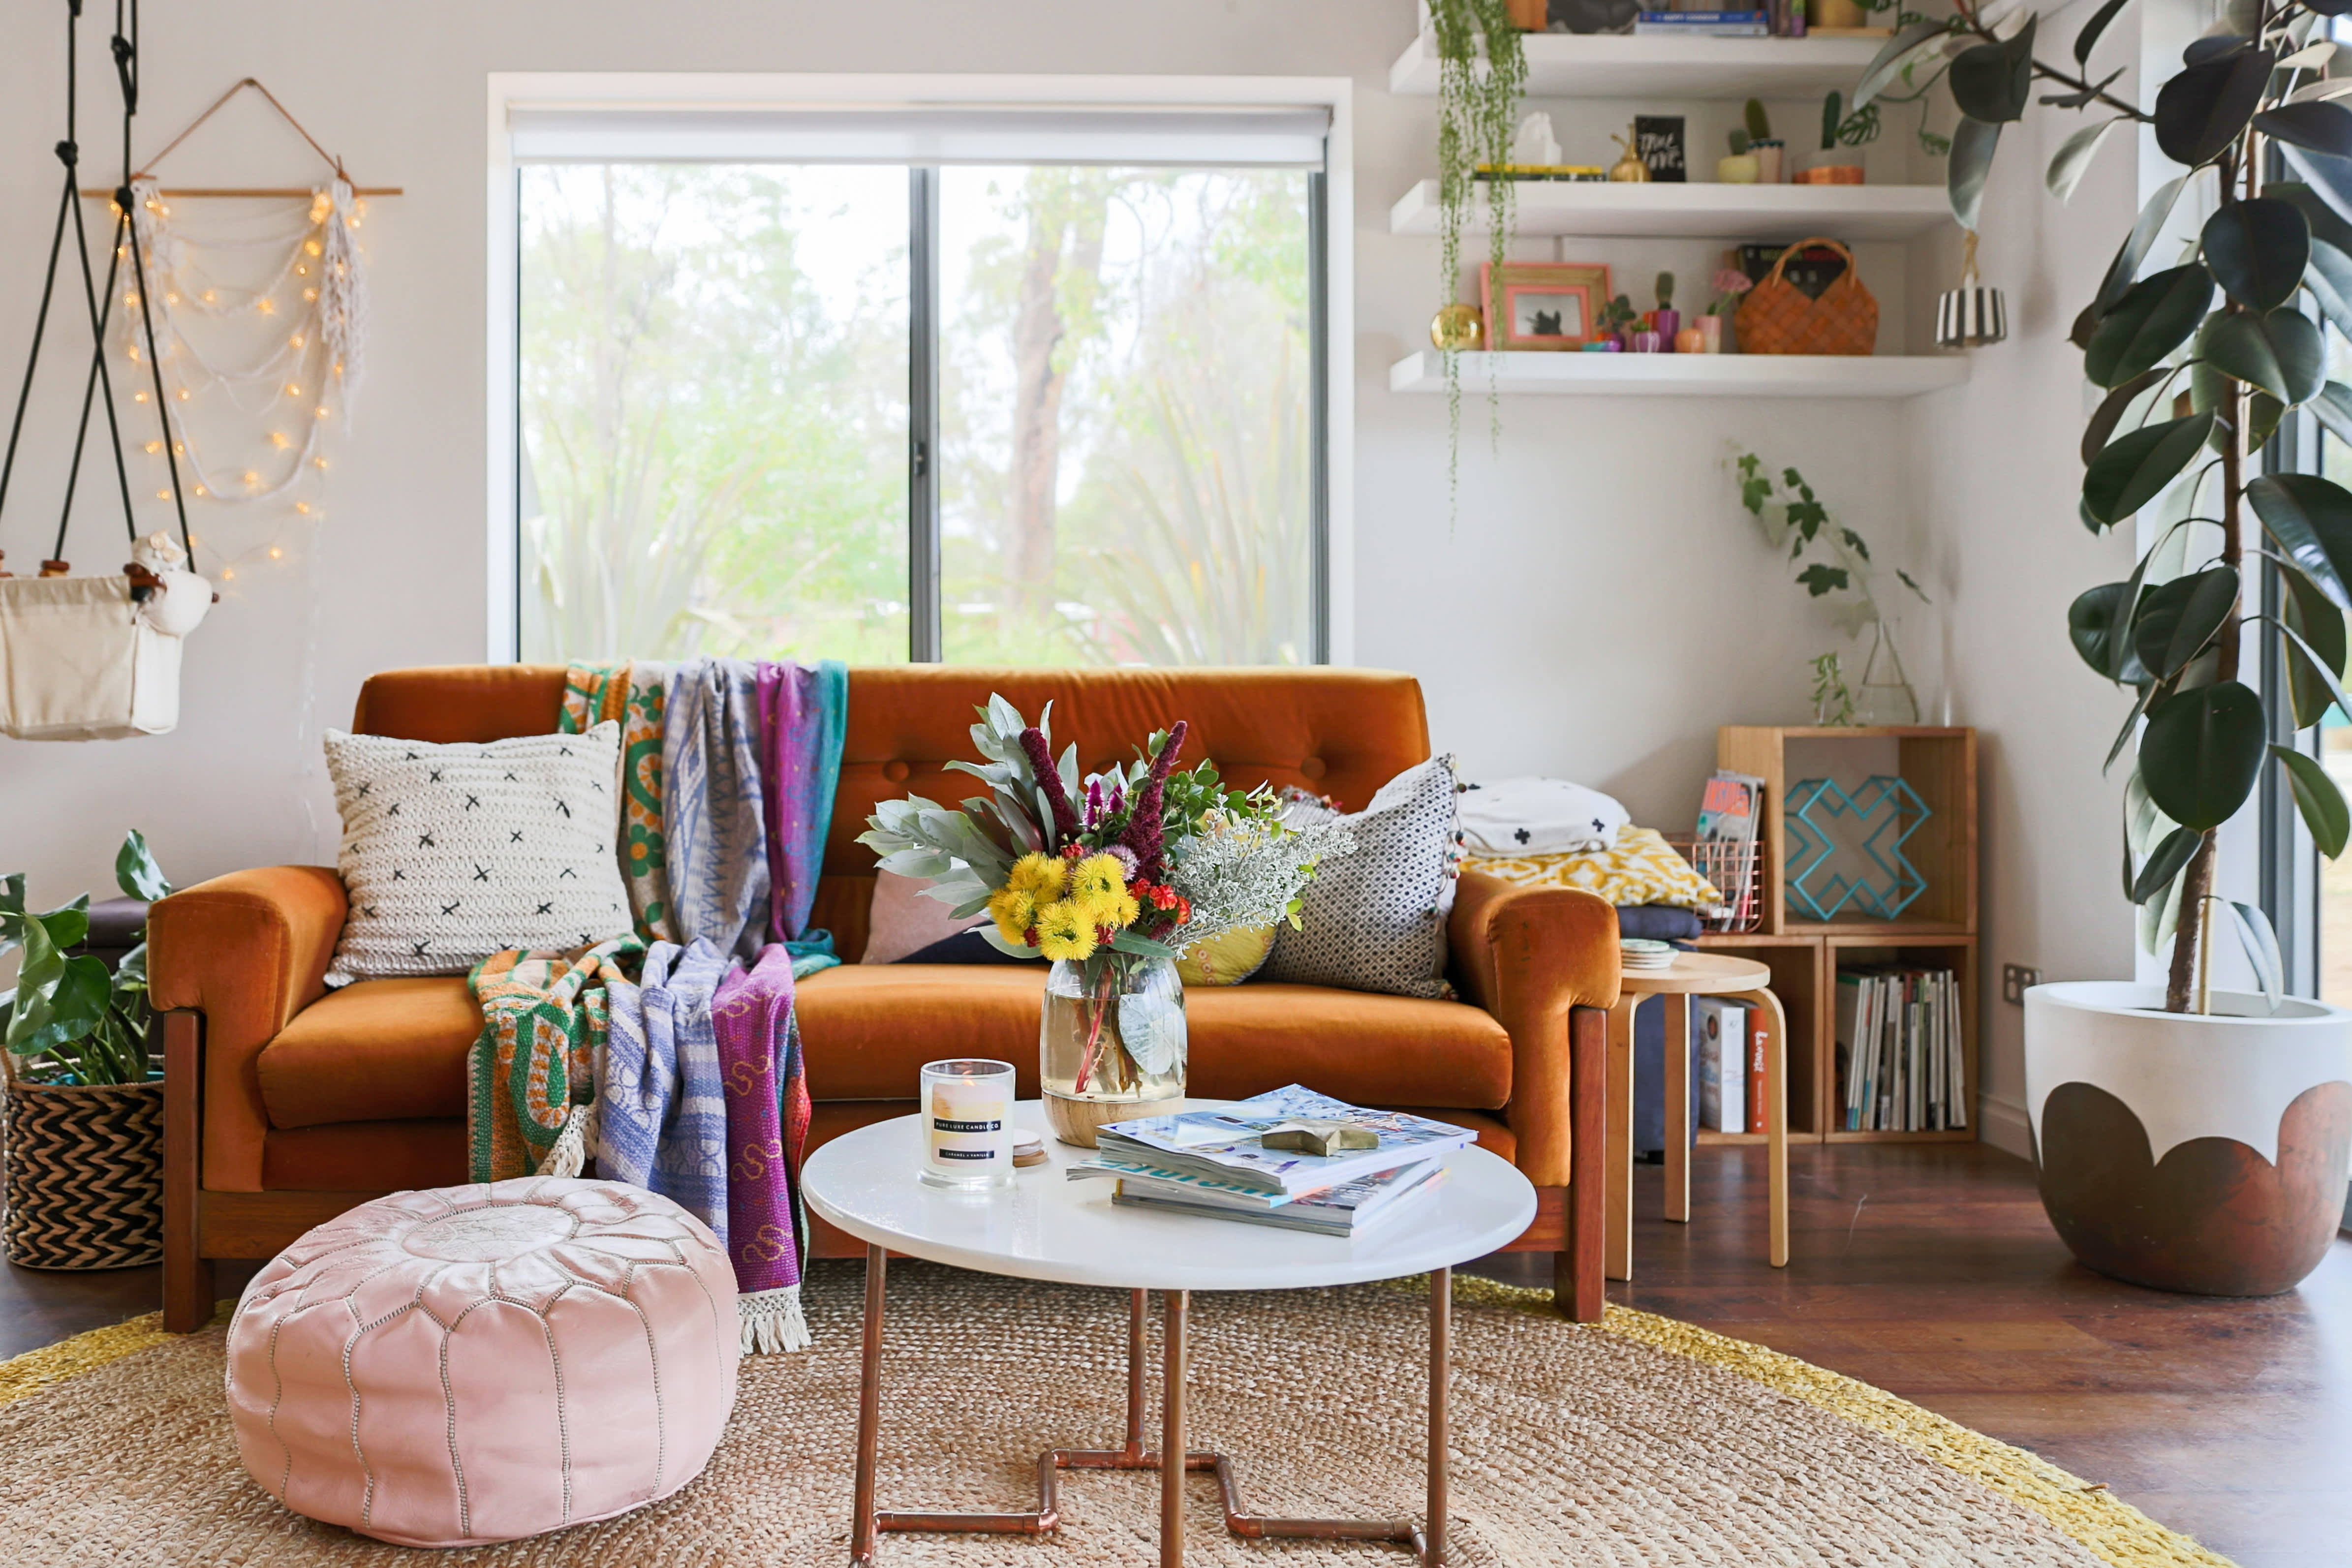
[0,0,191,583]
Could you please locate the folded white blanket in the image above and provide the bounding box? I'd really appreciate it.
[1459,776,1630,857]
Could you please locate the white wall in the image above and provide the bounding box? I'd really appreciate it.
[0,1,2148,1144]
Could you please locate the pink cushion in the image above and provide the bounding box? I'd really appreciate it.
[226,1177,739,1548]
[860,869,986,964]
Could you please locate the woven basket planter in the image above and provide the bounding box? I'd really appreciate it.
[2,1062,164,1270]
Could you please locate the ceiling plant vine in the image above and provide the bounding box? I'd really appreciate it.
[1849,0,2352,1012]
[1429,0,1526,519]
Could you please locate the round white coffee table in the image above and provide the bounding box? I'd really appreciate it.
[803,1100,1537,1568]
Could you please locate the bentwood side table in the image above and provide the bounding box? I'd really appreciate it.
[1604,952,1789,1281]
[802,1100,1537,1568]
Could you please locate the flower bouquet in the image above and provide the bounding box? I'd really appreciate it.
[859,696,1352,1144]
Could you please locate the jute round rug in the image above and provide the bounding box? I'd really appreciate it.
[0,1262,2226,1567]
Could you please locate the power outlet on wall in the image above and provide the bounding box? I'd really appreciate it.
[2002,964,2042,1005]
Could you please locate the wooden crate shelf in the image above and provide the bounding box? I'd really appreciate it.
[1690,727,1980,1144]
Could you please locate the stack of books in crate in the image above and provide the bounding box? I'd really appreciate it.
[1835,966,1967,1131]
[1068,1085,1475,1236]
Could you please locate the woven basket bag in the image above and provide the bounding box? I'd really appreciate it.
[1734,237,1878,356]
[2,1055,164,1269]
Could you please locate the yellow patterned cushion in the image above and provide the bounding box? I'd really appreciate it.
[1467,827,1722,909]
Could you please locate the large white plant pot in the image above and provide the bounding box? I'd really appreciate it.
[2023,981,2352,1295]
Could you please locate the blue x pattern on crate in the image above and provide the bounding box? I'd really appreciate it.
[1783,775,1930,922]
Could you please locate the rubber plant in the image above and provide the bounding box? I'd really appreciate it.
[1428,0,1526,515]
[1852,1,2352,1012]
[0,832,173,1085]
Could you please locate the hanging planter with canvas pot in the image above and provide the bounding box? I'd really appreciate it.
[2024,982,2352,1296]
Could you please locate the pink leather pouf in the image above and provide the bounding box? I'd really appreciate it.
[226,1176,739,1547]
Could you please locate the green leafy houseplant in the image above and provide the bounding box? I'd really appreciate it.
[1,833,173,1086]
[1734,455,1931,697]
[1853,2,2352,1012]
[1428,0,1527,511]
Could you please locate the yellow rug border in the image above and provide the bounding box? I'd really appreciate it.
[0,1283,2232,1568]
[1442,1274,2234,1568]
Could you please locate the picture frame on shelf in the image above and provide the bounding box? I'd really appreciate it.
[1634,116,1686,183]
[1481,261,1611,350]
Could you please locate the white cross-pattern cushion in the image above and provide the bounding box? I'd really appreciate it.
[1260,754,1463,1000]
[321,723,633,986]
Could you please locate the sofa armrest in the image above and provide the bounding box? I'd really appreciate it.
[150,866,347,1193]
[1448,869,1619,1186]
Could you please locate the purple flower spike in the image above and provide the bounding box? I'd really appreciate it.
[1085,777,1105,827]
[1021,727,1080,843]
[1116,720,1188,881]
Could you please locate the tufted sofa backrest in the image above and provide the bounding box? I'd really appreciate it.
[351,664,1429,960]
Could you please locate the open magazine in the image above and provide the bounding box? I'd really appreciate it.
[1111,1161,1447,1237]
[1085,1085,1475,1197]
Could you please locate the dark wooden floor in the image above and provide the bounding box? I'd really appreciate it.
[1470,1142,2352,1568]
[6,1144,2345,1567]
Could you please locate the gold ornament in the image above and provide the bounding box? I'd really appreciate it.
[1609,124,1651,183]
[1429,303,1484,351]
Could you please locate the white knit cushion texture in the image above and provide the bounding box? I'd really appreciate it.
[1260,753,1462,1000]
[322,723,633,986]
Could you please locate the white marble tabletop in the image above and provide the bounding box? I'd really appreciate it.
[802,1099,1538,1293]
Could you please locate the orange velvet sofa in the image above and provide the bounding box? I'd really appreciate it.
[152,664,1620,1330]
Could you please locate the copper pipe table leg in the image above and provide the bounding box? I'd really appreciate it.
[1428,1265,1450,1567]
[851,1243,885,1566]
[1163,1289,1188,1568]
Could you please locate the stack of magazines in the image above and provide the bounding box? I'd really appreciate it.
[1067,1085,1474,1237]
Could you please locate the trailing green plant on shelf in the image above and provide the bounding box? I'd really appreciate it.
[1848,0,2352,1012]
[1428,0,1527,518]
[0,832,173,1086]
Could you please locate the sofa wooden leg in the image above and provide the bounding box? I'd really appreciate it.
[1561,1005,1607,1323]
[162,1010,214,1333]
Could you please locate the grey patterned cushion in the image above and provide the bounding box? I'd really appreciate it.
[321,723,633,985]
[1259,754,1461,1000]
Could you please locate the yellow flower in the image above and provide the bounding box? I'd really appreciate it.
[1103,889,1141,930]
[1008,851,1067,902]
[987,886,1035,945]
[1033,900,1098,962]
[1069,852,1127,916]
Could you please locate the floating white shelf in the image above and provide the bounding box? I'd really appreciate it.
[1390,180,1950,242]
[1388,30,1888,100]
[1388,350,1969,398]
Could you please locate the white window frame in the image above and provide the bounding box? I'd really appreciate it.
[484,71,1356,666]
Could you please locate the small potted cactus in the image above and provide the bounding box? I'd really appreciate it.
[1651,272,1681,351]
[1741,98,1784,184]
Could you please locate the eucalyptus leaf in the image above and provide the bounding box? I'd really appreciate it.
[2083,265,2213,388]
[2083,411,2214,525]
[2200,198,2310,310]
[2132,566,2238,677]
[2137,680,2266,830]
[1948,116,2002,231]
[2274,744,2352,856]
[2248,472,2352,609]
[2132,824,2204,903]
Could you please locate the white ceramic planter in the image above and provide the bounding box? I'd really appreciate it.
[2023,981,2352,1295]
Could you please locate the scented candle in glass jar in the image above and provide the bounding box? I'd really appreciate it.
[919,1059,1016,1188]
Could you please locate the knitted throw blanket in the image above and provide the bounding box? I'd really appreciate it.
[465,936,642,1184]
[664,659,771,965]
[713,945,815,1353]
[560,661,675,942]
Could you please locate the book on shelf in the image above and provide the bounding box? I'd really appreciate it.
[1109,1160,1448,1237]
[1633,11,1771,33]
[1835,967,1967,1132]
[1084,1085,1476,1198]
[1693,995,1747,1134]
[1746,1002,1768,1131]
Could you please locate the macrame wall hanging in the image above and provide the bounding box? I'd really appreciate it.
[91,77,398,577]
